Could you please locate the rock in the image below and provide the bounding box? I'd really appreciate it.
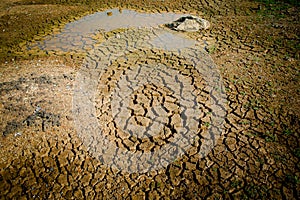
[166,15,210,32]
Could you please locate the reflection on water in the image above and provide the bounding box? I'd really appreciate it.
[30,9,184,52]
[150,32,196,51]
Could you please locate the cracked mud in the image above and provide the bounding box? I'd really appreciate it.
[73,28,225,172]
[0,0,299,199]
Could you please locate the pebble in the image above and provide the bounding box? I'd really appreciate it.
[14,132,22,137]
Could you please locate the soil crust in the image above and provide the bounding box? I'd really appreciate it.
[0,0,299,199]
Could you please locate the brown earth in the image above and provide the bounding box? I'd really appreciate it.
[0,0,299,199]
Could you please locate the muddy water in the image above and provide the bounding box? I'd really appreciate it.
[29,9,186,52]
[150,32,197,51]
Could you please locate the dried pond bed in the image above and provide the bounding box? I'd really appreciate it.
[0,0,299,199]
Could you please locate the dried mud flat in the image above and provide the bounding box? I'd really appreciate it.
[0,0,299,199]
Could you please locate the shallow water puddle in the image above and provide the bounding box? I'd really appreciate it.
[29,9,185,52]
[149,32,197,51]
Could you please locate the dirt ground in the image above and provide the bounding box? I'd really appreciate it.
[0,0,299,199]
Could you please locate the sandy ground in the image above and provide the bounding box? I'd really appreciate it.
[0,0,299,199]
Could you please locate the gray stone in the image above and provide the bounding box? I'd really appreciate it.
[166,15,210,32]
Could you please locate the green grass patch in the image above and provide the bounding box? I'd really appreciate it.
[256,0,299,7]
